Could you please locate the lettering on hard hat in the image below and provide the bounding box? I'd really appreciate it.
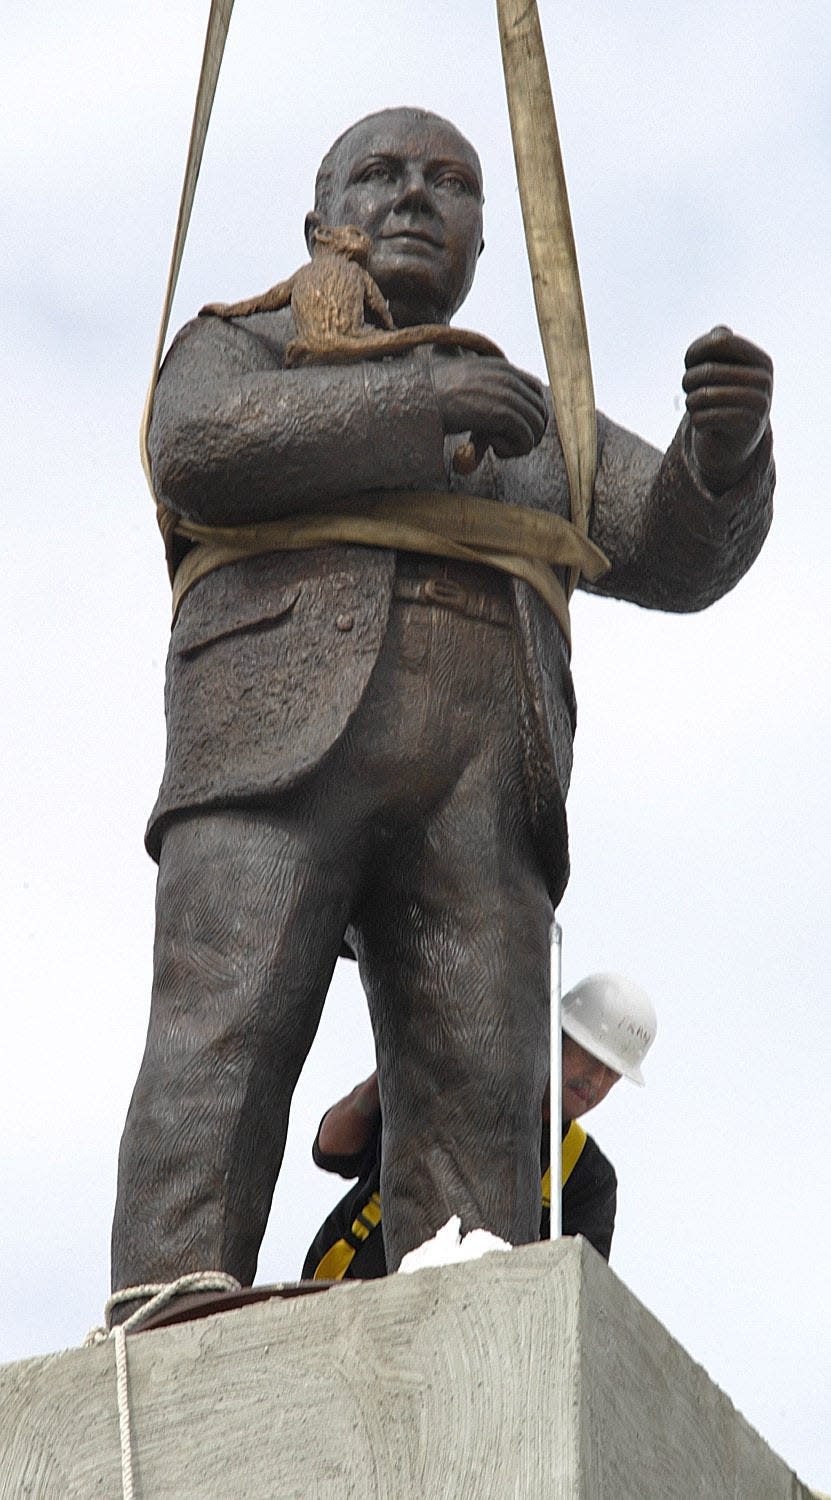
[617,1019,654,1044]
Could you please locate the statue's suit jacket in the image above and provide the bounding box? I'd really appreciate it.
[146,307,774,901]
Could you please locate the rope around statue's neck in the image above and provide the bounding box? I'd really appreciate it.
[85,1272,242,1500]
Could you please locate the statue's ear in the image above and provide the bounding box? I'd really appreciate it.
[304,212,321,255]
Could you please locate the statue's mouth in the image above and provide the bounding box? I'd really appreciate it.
[379,228,443,248]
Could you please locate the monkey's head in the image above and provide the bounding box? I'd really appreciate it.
[311,223,372,266]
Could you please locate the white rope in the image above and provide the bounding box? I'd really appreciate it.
[113,1325,134,1500]
[85,1272,242,1500]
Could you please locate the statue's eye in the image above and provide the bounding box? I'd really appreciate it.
[357,161,392,184]
[436,171,473,196]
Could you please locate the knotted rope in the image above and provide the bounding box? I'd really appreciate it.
[85,1272,242,1500]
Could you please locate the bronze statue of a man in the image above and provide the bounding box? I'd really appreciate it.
[112,107,774,1299]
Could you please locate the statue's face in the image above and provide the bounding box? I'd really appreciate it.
[318,109,485,326]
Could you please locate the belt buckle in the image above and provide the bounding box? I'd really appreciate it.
[423,576,468,611]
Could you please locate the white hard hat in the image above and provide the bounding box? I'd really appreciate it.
[561,973,657,1086]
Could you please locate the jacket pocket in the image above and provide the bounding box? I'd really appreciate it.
[175,583,301,658]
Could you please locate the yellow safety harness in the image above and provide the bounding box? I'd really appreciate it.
[312,1192,383,1283]
[312,1121,587,1282]
[541,1120,587,1211]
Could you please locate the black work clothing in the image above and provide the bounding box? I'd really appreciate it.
[302,1116,617,1281]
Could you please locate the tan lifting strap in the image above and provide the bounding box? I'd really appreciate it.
[170,494,609,649]
[139,0,235,490]
[496,0,597,598]
[141,2,600,614]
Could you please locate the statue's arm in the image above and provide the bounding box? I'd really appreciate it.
[583,329,774,611]
[147,313,448,525]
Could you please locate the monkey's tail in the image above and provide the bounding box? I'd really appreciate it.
[286,325,505,366]
[200,278,294,320]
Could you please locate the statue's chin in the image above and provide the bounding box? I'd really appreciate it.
[370,257,457,328]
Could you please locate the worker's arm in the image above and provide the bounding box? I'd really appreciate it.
[312,1073,381,1179]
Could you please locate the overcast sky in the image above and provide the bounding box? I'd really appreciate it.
[2,0,829,1488]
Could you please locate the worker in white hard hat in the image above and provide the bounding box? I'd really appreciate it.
[302,973,656,1281]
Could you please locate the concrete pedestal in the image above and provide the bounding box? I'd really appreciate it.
[0,1238,818,1498]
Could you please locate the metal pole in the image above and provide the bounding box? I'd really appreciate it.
[549,920,562,1239]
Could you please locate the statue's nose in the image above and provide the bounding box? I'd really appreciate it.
[393,170,435,215]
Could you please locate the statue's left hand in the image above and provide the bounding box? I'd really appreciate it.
[682,326,773,494]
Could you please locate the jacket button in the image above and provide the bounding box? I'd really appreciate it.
[336,612,355,632]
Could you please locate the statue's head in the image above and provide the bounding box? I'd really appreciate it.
[306,107,485,327]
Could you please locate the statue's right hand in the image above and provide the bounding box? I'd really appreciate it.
[431,353,548,462]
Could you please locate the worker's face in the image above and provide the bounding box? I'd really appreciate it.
[561,1036,621,1121]
[311,109,485,327]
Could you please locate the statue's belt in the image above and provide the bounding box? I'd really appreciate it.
[164,490,610,650]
